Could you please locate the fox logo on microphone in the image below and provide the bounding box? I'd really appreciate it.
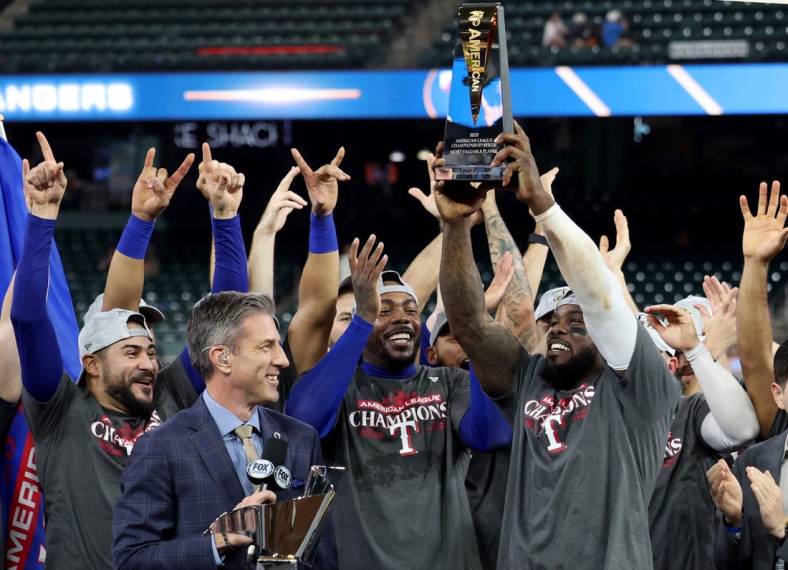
[274,465,292,489]
[246,459,274,480]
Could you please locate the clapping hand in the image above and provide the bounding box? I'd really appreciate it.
[701,276,738,358]
[707,459,743,527]
[747,467,787,539]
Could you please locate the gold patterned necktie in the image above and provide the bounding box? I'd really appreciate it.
[233,425,261,493]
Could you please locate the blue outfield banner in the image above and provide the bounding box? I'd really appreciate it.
[0,63,786,121]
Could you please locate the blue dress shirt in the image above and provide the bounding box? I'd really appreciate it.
[202,391,264,567]
[203,390,264,496]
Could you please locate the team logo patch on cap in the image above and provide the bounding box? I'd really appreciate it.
[246,459,274,480]
[274,465,292,489]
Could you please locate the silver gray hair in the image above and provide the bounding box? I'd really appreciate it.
[187,292,277,379]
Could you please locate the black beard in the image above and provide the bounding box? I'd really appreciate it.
[106,379,155,418]
[542,346,600,391]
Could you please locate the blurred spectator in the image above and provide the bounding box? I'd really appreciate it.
[602,10,633,48]
[542,12,568,48]
[568,12,596,48]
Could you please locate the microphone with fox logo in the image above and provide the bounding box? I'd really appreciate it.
[246,437,292,492]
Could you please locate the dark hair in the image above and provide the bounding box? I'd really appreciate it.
[775,341,788,388]
[338,276,354,297]
[187,292,276,379]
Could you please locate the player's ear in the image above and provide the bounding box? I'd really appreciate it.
[772,382,786,411]
[426,346,439,366]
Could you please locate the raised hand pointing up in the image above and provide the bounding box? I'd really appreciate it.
[197,142,245,219]
[131,148,195,222]
[291,146,350,216]
[23,131,67,220]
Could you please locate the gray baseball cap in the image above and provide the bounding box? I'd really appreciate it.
[79,309,152,360]
[379,270,419,305]
[83,293,165,327]
[429,311,450,347]
[534,286,573,321]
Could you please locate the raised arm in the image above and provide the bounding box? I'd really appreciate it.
[11,132,67,402]
[492,124,636,371]
[285,147,348,374]
[285,235,386,436]
[248,167,306,297]
[402,234,442,314]
[102,149,194,312]
[405,152,443,313]
[736,181,788,438]
[433,149,521,397]
[481,190,537,351]
[522,166,558,296]
[646,304,758,450]
[197,143,248,294]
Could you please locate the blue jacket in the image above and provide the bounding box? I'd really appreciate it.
[112,396,337,570]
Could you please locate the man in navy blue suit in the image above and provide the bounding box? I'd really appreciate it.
[112,291,335,569]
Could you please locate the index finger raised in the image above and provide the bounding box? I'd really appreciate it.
[201,142,213,165]
[290,148,314,177]
[167,153,196,188]
[36,131,56,162]
[330,146,345,167]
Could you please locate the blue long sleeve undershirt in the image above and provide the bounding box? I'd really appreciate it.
[285,314,512,451]
[11,215,64,402]
[211,214,248,294]
[459,366,513,452]
[286,315,373,438]
[178,214,249,394]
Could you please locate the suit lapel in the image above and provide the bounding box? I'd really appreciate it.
[257,408,296,473]
[187,398,246,506]
[762,431,787,482]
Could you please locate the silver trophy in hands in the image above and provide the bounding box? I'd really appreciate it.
[206,465,343,568]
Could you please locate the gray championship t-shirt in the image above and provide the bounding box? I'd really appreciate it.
[22,359,197,570]
[498,324,680,569]
[648,393,720,570]
[324,365,482,569]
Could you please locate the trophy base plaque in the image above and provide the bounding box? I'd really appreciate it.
[434,164,506,181]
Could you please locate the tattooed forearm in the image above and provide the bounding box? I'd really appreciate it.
[441,219,488,341]
[440,220,520,396]
[483,202,538,351]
